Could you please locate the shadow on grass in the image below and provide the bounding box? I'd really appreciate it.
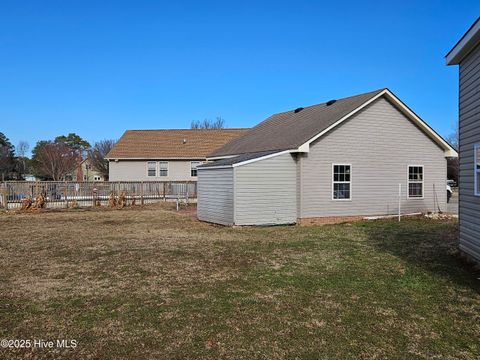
[354,218,480,291]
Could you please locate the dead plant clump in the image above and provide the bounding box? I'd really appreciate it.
[117,192,126,209]
[20,197,33,211]
[35,193,45,209]
[107,191,136,209]
[108,192,117,208]
[19,194,46,212]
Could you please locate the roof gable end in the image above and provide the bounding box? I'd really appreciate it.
[446,17,480,65]
[299,89,457,157]
[208,89,457,162]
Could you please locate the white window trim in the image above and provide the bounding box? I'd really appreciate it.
[407,164,424,199]
[475,144,480,197]
[332,163,352,201]
[146,161,157,177]
[159,161,169,177]
[190,161,201,177]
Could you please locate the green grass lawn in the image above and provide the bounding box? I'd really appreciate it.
[0,206,479,359]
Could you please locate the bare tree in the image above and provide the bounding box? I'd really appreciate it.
[447,122,459,183]
[35,142,79,180]
[87,139,116,179]
[191,116,225,129]
[16,141,29,158]
[16,141,30,177]
[446,124,459,151]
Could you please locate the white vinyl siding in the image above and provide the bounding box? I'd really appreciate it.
[110,160,203,181]
[234,153,297,225]
[299,97,447,218]
[197,153,296,226]
[197,168,234,225]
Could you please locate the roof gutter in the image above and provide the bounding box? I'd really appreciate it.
[205,154,238,161]
[105,157,207,161]
[446,17,480,65]
[199,150,292,170]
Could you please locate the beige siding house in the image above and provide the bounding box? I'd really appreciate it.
[106,129,247,182]
[446,17,480,263]
[198,89,457,226]
[73,158,106,182]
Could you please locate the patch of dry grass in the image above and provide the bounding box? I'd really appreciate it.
[0,206,479,359]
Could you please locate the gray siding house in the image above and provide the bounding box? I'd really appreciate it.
[446,17,480,263]
[198,89,457,226]
[106,129,247,182]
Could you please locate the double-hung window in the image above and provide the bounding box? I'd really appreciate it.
[332,164,351,200]
[191,161,201,177]
[159,161,168,177]
[147,161,157,177]
[475,144,480,196]
[408,165,424,198]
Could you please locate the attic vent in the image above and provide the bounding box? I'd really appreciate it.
[294,107,304,113]
[326,100,337,106]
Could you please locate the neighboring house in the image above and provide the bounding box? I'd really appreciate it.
[446,17,480,263]
[73,158,106,182]
[106,129,248,181]
[198,89,457,226]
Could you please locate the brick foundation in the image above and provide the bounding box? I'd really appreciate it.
[297,215,365,226]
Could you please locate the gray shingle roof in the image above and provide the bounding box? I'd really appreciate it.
[209,89,386,158]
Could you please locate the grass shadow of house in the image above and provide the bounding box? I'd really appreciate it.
[352,218,480,292]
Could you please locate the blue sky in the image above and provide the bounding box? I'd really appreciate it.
[0,1,478,154]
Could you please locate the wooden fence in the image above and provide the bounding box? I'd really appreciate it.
[0,181,197,210]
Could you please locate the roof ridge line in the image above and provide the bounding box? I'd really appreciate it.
[125,128,248,132]
[268,88,387,116]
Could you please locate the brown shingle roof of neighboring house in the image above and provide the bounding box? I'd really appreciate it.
[106,128,248,159]
[209,89,386,158]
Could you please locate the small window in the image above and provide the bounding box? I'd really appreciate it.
[475,144,480,196]
[408,165,424,198]
[191,161,201,177]
[332,164,351,200]
[147,161,156,177]
[159,161,168,177]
